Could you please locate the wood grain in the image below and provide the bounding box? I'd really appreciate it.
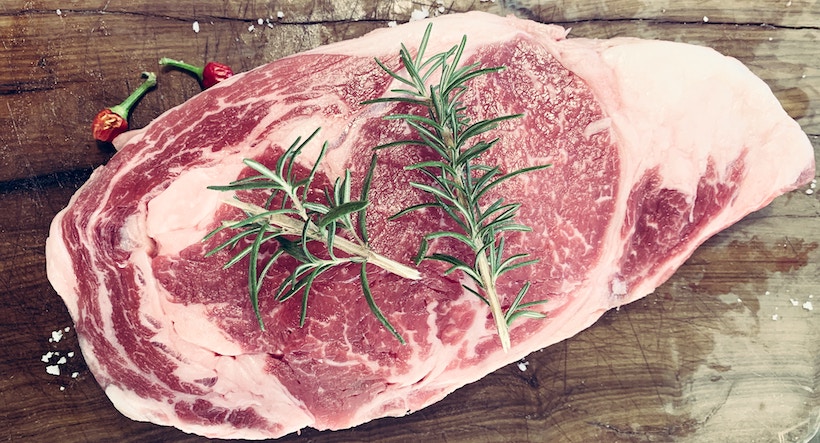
[1,1,818,442]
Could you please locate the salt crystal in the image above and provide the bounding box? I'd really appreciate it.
[71,372,79,379]
[277,11,284,19]
[517,360,529,371]
[51,329,64,343]
[388,21,398,28]
[803,301,813,311]
[410,7,430,21]
[807,189,814,195]
[771,314,779,320]
[257,18,264,25]
[41,351,54,363]
[765,291,771,295]
[59,386,66,391]
[46,365,60,376]
[703,16,709,23]
[790,298,799,306]
[248,24,255,32]
[56,9,62,16]
[67,351,75,358]
[192,21,200,33]
[64,327,70,332]
[57,356,67,365]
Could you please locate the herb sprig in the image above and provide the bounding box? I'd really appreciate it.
[203,128,419,343]
[366,24,550,351]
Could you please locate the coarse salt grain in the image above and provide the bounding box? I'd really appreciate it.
[772,314,779,320]
[57,356,67,365]
[410,7,430,21]
[192,21,200,33]
[790,299,800,306]
[71,372,79,379]
[51,329,64,343]
[807,189,815,195]
[56,9,62,16]
[46,365,60,376]
[388,21,397,28]
[257,18,264,25]
[803,301,813,311]
[517,360,529,371]
[41,351,54,363]
[277,11,284,19]
[703,16,709,22]
[59,386,66,391]
[248,24,255,32]
[67,351,75,358]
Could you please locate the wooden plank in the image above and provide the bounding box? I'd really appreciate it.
[0,1,818,442]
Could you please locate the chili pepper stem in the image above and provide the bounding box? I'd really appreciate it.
[159,57,205,80]
[108,72,157,120]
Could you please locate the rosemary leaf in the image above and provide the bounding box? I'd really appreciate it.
[370,23,551,352]
[204,129,418,339]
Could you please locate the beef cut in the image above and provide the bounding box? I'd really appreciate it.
[46,11,814,440]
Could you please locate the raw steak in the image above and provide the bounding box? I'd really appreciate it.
[46,11,814,440]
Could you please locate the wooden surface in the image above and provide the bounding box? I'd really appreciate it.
[1,1,818,442]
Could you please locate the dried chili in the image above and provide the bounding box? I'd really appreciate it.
[91,72,157,143]
[159,58,234,88]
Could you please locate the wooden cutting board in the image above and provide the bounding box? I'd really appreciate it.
[1,1,818,441]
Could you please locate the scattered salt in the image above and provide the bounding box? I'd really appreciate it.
[248,24,255,32]
[57,356,67,365]
[517,360,529,371]
[772,314,779,320]
[790,298,800,306]
[51,329,64,343]
[56,9,62,16]
[703,16,709,23]
[67,351,75,358]
[410,7,430,21]
[257,18,264,25]
[765,291,771,296]
[803,301,813,311]
[41,351,54,363]
[769,37,774,41]
[192,21,200,33]
[807,189,815,195]
[71,372,79,379]
[64,327,70,332]
[388,21,398,28]
[277,11,284,19]
[46,365,60,376]
[59,386,66,391]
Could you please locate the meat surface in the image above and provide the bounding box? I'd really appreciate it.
[45,11,814,440]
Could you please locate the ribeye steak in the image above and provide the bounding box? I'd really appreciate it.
[46,11,814,440]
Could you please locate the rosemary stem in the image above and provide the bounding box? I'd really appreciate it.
[222,199,421,281]
[450,156,511,352]
[474,241,511,352]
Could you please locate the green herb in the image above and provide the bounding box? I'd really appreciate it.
[365,24,550,351]
[203,128,419,343]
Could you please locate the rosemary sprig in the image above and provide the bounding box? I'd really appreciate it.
[203,128,419,343]
[366,24,550,352]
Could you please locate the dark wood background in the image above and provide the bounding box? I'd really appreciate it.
[1,1,818,442]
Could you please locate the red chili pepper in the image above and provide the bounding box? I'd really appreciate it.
[159,57,234,89]
[91,72,157,143]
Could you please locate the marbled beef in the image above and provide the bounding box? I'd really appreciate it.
[46,11,814,440]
